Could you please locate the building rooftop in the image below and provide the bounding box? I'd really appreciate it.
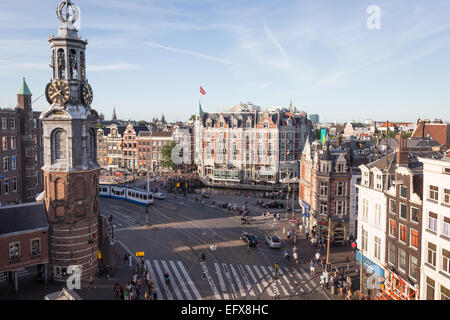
[17,77,32,96]
[0,202,48,236]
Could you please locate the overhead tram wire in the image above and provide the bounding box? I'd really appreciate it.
[32,92,45,104]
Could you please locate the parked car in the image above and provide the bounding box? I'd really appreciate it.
[262,201,284,209]
[240,232,257,246]
[217,202,228,209]
[153,192,166,200]
[265,235,282,248]
[201,194,209,199]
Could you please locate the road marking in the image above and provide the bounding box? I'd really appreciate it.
[176,261,202,300]
[200,262,221,300]
[229,264,246,297]
[299,268,313,291]
[145,260,160,295]
[222,263,238,299]
[214,263,229,300]
[282,267,304,293]
[168,261,193,300]
[244,265,263,296]
[267,266,289,296]
[153,259,174,300]
[252,265,274,296]
[161,260,183,300]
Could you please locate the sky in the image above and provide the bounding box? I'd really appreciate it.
[0,0,449,123]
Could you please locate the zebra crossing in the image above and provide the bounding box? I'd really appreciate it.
[143,259,322,300]
[0,268,31,282]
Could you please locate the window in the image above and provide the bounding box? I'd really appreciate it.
[362,229,368,252]
[362,199,369,221]
[427,242,437,267]
[320,182,328,196]
[410,229,419,248]
[400,203,407,220]
[9,118,16,129]
[1,118,7,129]
[319,202,327,215]
[442,248,450,275]
[374,203,382,227]
[336,201,347,215]
[399,224,407,243]
[4,179,9,195]
[388,242,396,265]
[375,174,382,190]
[12,177,17,193]
[389,219,397,237]
[389,199,396,214]
[428,212,438,232]
[443,217,450,237]
[31,239,41,257]
[400,185,407,198]
[2,136,7,150]
[336,182,346,196]
[429,185,439,201]
[444,189,450,205]
[409,255,418,280]
[10,136,16,150]
[11,156,16,171]
[362,171,369,187]
[374,236,381,260]
[411,207,419,223]
[398,248,406,271]
[441,286,450,300]
[9,242,20,262]
[426,277,435,300]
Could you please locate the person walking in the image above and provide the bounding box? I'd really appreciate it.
[128,254,132,267]
[88,274,95,289]
[293,251,298,265]
[321,256,326,270]
[144,291,151,300]
[315,251,321,264]
[123,287,130,300]
[152,285,158,300]
[309,260,315,275]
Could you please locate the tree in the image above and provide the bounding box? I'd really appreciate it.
[96,123,103,129]
[189,114,196,121]
[315,128,321,140]
[139,120,148,125]
[161,141,176,170]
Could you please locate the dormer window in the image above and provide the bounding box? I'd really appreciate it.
[219,122,224,128]
[362,171,369,187]
[375,174,383,190]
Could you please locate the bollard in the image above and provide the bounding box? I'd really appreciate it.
[283,227,286,234]
[331,285,336,295]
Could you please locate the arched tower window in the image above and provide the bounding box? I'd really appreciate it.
[87,128,96,161]
[51,129,67,163]
[69,49,78,79]
[51,49,56,78]
[80,51,86,80]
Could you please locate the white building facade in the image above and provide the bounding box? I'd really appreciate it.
[419,157,450,300]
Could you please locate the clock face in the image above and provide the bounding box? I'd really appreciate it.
[46,80,71,105]
[81,83,94,106]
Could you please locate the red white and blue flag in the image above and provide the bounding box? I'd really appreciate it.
[200,86,206,95]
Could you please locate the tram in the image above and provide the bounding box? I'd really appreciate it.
[99,184,153,206]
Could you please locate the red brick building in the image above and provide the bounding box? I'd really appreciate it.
[0,78,44,206]
[299,140,352,243]
[0,202,49,292]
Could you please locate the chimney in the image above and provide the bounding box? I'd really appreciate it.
[397,133,409,166]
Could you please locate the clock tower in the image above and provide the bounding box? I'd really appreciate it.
[40,0,100,281]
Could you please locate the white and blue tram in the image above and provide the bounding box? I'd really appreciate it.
[99,184,153,206]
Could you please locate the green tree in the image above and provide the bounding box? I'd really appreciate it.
[315,128,321,140]
[189,114,196,121]
[161,141,176,170]
[96,123,103,129]
[139,120,148,125]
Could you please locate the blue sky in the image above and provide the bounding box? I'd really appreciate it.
[0,0,449,123]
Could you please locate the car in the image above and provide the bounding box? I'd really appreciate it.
[262,201,284,209]
[265,235,282,248]
[217,202,228,209]
[153,192,166,200]
[200,194,209,199]
[240,232,257,246]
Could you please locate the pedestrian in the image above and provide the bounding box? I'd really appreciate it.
[309,260,315,275]
[338,280,344,296]
[124,287,130,300]
[128,254,132,267]
[144,291,150,300]
[321,257,326,270]
[152,285,158,300]
[293,251,298,265]
[287,230,291,239]
[124,253,128,265]
[305,229,309,240]
[88,274,95,289]
[346,289,353,300]
[315,251,321,264]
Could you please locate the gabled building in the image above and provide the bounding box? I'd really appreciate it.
[412,119,450,150]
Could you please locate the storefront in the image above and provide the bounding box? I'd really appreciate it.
[356,251,385,299]
[301,201,310,229]
[374,270,418,300]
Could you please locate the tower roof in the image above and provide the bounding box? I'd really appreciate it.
[17,77,32,96]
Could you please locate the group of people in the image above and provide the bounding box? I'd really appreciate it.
[114,254,159,300]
